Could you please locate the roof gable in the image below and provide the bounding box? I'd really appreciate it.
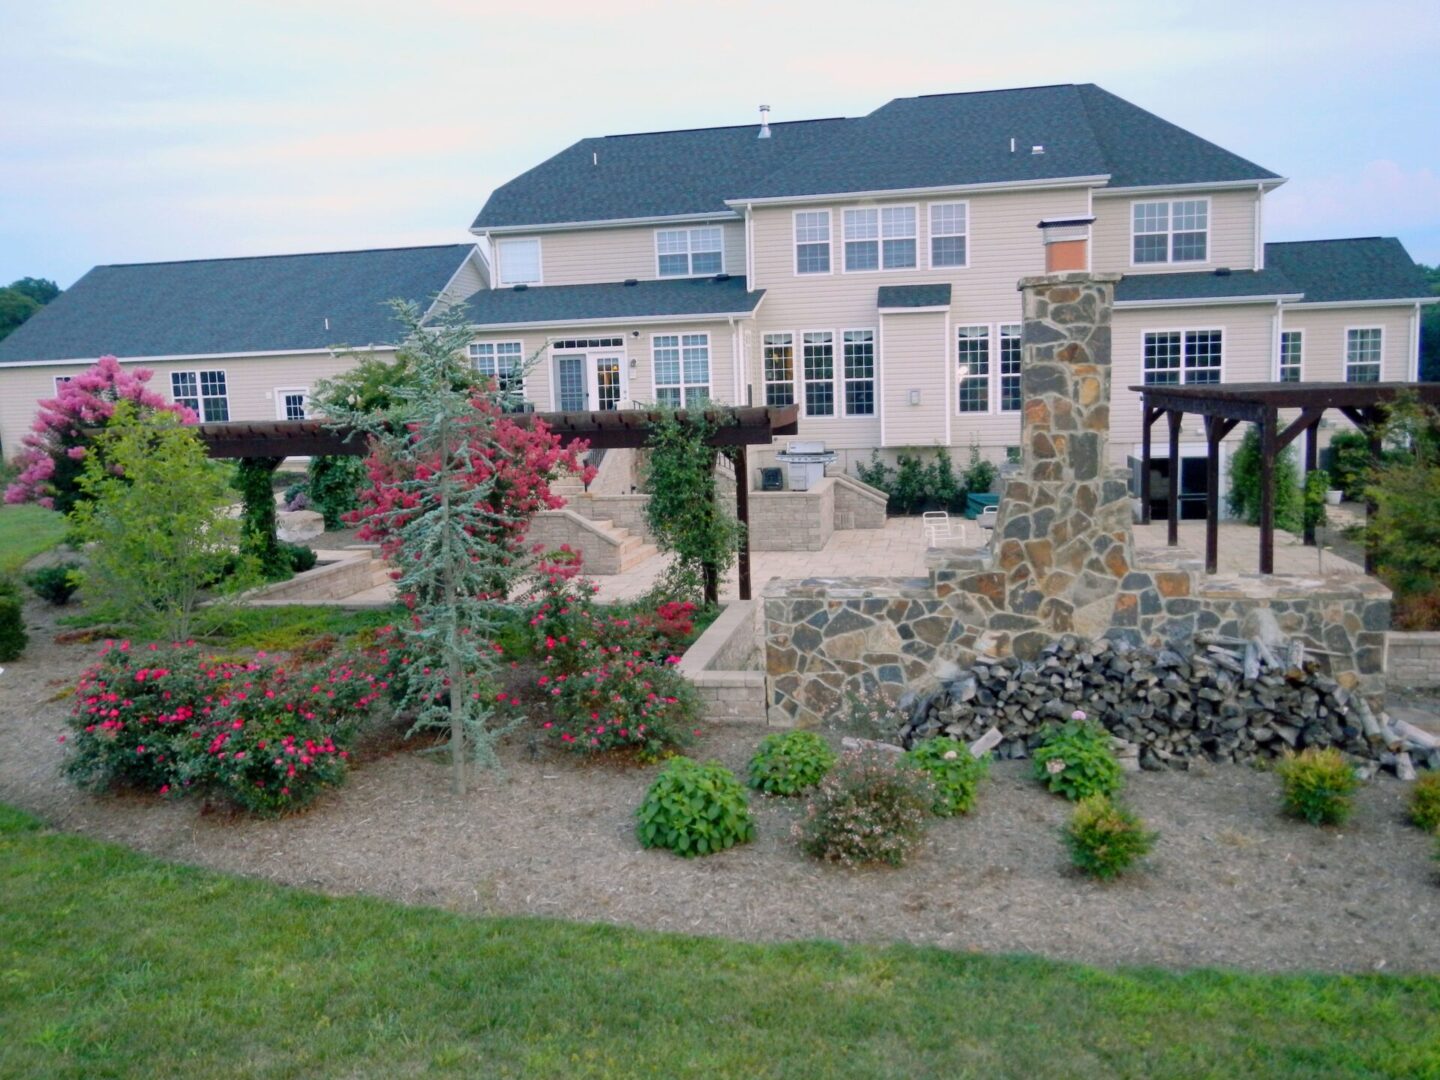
[1264,238,1431,303]
[0,244,480,364]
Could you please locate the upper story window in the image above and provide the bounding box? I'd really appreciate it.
[653,333,710,407]
[763,333,795,407]
[497,238,541,285]
[655,226,724,277]
[843,207,917,271]
[1279,331,1302,382]
[794,211,831,274]
[1132,199,1209,265]
[469,341,525,395]
[1346,327,1382,382]
[1143,330,1223,385]
[930,202,968,268]
[172,369,229,421]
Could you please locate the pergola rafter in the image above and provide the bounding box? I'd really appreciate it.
[1134,382,1440,576]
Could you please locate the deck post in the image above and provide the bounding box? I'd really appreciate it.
[1258,408,1277,575]
[734,444,752,601]
[1166,409,1182,547]
[1139,402,1154,525]
[1204,415,1223,574]
[1303,418,1320,546]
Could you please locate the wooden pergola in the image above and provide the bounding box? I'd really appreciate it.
[1134,382,1440,576]
[188,404,800,601]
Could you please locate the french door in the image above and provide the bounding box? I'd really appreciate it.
[553,352,626,411]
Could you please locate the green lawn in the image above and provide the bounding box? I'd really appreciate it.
[0,504,67,576]
[1,805,1436,1079]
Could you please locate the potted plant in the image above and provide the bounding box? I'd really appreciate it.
[1325,488,1344,506]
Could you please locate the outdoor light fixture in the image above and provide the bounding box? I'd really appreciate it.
[908,389,921,406]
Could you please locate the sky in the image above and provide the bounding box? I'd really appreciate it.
[3,0,1439,288]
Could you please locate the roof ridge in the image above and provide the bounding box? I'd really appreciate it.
[1266,236,1392,246]
[97,242,476,270]
[910,82,1076,101]
[601,117,849,140]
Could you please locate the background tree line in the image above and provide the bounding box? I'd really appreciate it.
[0,276,61,341]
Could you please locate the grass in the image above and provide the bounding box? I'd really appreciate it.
[1,804,1436,1079]
[0,504,68,576]
[57,603,404,651]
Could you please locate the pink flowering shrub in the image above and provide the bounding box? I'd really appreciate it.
[63,639,388,815]
[5,356,194,512]
[544,653,698,759]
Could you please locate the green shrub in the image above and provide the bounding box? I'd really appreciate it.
[962,439,997,496]
[1408,772,1440,833]
[26,563,81,605]
[307,455,368,530]
[1032,714,1122,801]
[854,451,892,494]
[794,750,933,867]
[925,447,964,513]
[1327,431,1372,501]
[747,731,836,796]
[1064,795,1157,880]
[905,737,989,816]
[636,757,755,857]
[547,653,699,760]
[282,543,318,574]
[890,453,929,515]
[1275,747,1360,826]
[0,580,26,662]
[1228,425,1303,533]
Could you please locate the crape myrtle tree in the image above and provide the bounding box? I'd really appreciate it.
[323,301,589,794]
[4,355,194,512]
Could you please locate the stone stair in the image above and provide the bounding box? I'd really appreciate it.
[588,517,658,572]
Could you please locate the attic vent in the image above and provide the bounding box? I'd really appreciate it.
[623,278,638,287]
[758,104,771,139]
[1214,267,1232,277]
[713,273,731,282]
[1031,144,1045,155]
[512,283,529,292]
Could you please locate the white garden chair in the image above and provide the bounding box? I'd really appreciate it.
[922,511,968,547]
[976,505,999,532]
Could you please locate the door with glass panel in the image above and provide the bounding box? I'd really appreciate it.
[592,354,623,411]
[552,350,625,411]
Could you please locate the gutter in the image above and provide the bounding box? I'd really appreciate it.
[724,174,1111,210]
[1115,294,1303,310]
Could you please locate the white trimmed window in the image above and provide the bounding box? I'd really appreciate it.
[655,226,723,277]
[842,330,876,416]
[1279,330,1302,382]
[1132,199,1209,264]
[999,324,1022,411]
[1346,327,1382,382]
[957,326,990,413]
[469,341,525,394]
[1143,330,1223,385]
[794,211,831,274]
[842,207,917,271]
[652,333,710,407]
[762,333,795,407]
[930,202,968,268]
[497,238,541,285]
[802,331,835,416]
[275,388,308,421]
[171,369,229,421]
[53,375,73,395]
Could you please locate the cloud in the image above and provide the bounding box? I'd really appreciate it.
[1267,160,1440,255]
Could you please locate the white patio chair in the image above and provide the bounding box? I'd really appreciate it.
[922,511,967,547]
[976,505,999,532]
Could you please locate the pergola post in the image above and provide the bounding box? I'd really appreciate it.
[1139,402,1156,525]
[734,444,752,601]
[1303,418,1320,547]
[1166,408,1182,547]
[1257,408,1277,575]
[1364,422,1384,576]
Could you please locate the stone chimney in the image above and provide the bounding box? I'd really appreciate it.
[1038,217,1094,273]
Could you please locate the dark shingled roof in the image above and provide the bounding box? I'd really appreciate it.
[1264,238,1432,303]
[1116,268,1301,304]
[0,244,480,363]
[474,84,1279,227]
[877,284,953,308]
[460,276,764,328]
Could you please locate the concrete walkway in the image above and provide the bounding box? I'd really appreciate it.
[1131,521,1363,577]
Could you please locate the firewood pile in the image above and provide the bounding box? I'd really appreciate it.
[900,633,1438,778]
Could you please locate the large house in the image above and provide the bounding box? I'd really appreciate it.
[2,83,1433,511]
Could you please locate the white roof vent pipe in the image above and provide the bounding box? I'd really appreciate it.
[1031,144,1045,155]
[758,104,771,139]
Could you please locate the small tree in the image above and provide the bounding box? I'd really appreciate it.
[325,302,586,794]
[642,407,742,606]
[5,355,192,512]
[1369,395,1440,627]
[69,401,252,640]
[1227,425,1303,533]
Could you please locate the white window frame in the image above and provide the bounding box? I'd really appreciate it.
[841,329,876,417]
[274,386,309,421]
[1130,197,1210,266]
[762,332,796,408]
[793,210,832,276]
[998,324,1022,412]
[468,340,526,396]
[654,226,725,278]
[841,205,918,273]
[1278,330,1303,383]
[928,201,970,269]
[549,339,628,412]
[171,368,230,422]
[650,332,711,408]
[1345,326,1383,383]
[956,325,992,414]
[800,330,836,417]
[496,238,542,286]
[53,375,73,395]
[1140,328,1225,386]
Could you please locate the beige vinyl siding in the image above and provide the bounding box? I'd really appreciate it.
[492,222,745,287]
[474,320,742,413]
[1092,188,1259,274]
[1279,306,1416,383]
[0,350,397,460]
[747,185,1086,456]
[1110,303,1275,464]
[878,310,948,447]
[441,254,489,301]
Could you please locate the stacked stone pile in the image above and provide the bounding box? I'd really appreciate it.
[899,634,1437,778]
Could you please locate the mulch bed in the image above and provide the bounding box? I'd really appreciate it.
[2,596,1438,975]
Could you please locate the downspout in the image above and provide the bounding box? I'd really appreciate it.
[1254,184,1264,269]
[745,203,755,287]
[729,314,741,405]
[1271,299,1282,381]
[1411,301,1422,381]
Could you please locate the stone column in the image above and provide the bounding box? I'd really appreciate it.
[990,272,1135,655]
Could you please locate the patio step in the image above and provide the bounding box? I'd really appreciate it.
[587,517,658,572]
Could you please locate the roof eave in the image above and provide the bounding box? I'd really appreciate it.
[0,343,393,370]
[877,305,951,314]
[722,174,1112,209]
[466,306,763,333]
[1095,177,1287,197]
[1283,297,1439,309]
[1115,293,1304,309]
[474,210,743,236]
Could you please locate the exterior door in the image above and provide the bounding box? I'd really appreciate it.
[553,351,625,411]
[554,353,587,411]
[593,354,623,411]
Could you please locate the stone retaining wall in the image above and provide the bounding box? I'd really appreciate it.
[747,481,836,552]
[677,600,768,724]
[1387,632,1440,687]
[831,473,888,529]
[243,553,389,606]
[562,493,654,540]
[528,510,626,575]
